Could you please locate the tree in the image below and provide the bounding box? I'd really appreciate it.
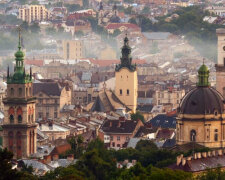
[45,27,56,36]
[67,135,84,158]
[131,111,145,123]
[75,30,84,38]
[65,4,81,12]
[150,41,160,54]
[135,140,158,152]
[141,6,150,14]
[29,23,40,34]
[82,0,89,8]
[112,29,121,37]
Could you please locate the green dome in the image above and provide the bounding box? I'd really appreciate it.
[15,49,25,61]
[198,64,209,73]
[197,63,210,87]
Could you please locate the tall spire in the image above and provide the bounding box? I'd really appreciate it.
[197,60,210,87]
[115,35,136,72]
[7,26,31,84]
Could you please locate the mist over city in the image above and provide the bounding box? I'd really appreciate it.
[0,0,225,179]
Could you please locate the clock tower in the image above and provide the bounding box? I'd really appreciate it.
[2,30,37,159]
[216,28,225,96]
[115,36,138,113]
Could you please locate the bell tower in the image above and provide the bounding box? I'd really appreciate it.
[216,28,225,96]
[2,28,37,159]
[115,36,138,113]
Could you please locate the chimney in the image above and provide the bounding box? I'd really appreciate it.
[202,152,207,158]
[43,155,51,164]
[132,160,137,165]
[186,156,192,161]
[182,157,186,166]
[53,154,59,161]
[197,152,201,159]
[207,151,211,157]
[118,121,121,127]
[218,149,223,156]
[48,121,53,130]
[123,159,129,165]
[176,154,183,166]
[194,153,198,159]
[67,154,74,161]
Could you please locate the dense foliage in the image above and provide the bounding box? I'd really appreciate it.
[0,139,224,179]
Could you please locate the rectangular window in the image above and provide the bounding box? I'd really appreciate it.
[117,136,120,141]
[127,89,129,95]
[110,136,113,141]
[54,112,57,118]
[120,89,122,95]
[117,144,120,147]
[38,112,42,118]
[112,142,115,147]
[46,112,49,119]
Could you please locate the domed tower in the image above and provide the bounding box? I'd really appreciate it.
[2,29,37,159]
[176,63,225,148]
[115,36,138,113]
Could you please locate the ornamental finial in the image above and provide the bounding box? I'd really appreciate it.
[17,26,22,50]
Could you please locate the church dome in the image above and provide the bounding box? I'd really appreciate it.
[178,63,224,115]
[179,87,224,114]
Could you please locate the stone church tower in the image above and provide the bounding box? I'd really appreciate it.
[216,28,225,96]
[2,31,37,159]
[115,36,138,113]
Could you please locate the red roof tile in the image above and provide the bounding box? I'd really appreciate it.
[106,23,140,30]
[24,59,44,66]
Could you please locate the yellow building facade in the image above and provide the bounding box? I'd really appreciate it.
[18,5,49,23]
[115,36,138,113]
[62,40,84,60]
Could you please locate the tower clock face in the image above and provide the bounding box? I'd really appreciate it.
[223,46,225,51]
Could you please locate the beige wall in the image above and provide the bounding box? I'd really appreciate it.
[19,5,49,23]
[62,40,84,60]
[115,68,138,112]
[177,113,225,148]
[155,89,185,108]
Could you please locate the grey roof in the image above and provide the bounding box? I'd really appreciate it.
[147,114,176,129]
[20,159,50,172]
[127,138,141,148]
[48,159,77,169]
[33,82,62,96]
[142,32,171,40]
[81,72,92,81]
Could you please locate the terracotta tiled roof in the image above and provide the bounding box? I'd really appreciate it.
[106,23,140,30]
[156,128,174,139]
[24,59,44,66]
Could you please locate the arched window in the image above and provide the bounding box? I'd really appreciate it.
[16,131,22,158]
[17,107,23,123]
[190,129,196,142]
[8,131,13,152]
[214,129,218,141]
[9,115,14,124]
[18,88,22,96]
[26,88,28,97]
[10,88,14,96]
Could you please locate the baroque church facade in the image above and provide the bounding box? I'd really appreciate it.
[2,31,37,159]
[176,27,225,149]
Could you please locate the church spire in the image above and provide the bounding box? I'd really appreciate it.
[197,59,210,87]
[7,27,32,84]
[115,35,136,72]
